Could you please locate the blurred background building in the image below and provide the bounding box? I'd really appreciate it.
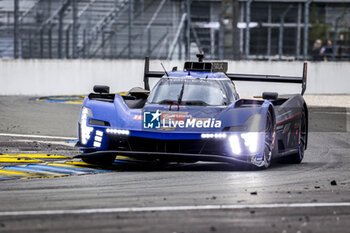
[0,0,349,60]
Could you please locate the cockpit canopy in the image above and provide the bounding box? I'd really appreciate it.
[147,77,238,106]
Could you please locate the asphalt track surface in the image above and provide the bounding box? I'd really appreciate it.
[0,96,350,233]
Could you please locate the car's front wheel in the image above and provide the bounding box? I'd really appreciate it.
[261,110,275,168]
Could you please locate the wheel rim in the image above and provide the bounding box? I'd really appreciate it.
[264,112,274,167]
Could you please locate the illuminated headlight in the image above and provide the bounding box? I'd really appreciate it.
[241,132,260,153]
[93,130,103,148]
[228,132,261,155]
[228,135,241,155]
[201,133,226,139]
[80,107,93,145]
[106,128,130,135]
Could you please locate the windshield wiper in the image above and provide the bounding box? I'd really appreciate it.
[177,83,185,105]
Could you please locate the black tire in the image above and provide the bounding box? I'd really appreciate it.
[288,109,307,164]
[261,110,274,169]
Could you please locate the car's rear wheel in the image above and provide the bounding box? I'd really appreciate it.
[287,109,307,164]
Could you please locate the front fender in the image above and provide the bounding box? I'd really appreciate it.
[217,100,274,132]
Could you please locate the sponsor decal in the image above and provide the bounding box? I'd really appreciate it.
[143,110,221,129]
[251,154,263,163]
[133,115,143,120]
[143,110,162,129]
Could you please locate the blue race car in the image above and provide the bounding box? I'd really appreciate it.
[76,54,308,169]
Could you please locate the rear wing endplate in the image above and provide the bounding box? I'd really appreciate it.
[144,57,164,91]
[143,56,308,95]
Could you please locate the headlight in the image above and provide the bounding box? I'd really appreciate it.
[106,128,130,135]
[241,132,260,153]
[228,132,261,155]
[201,133,226,139]
[228,135,241,155]
[80,107,93,145]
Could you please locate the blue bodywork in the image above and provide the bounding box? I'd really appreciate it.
[78,70,275,166]
[76,57,308,168]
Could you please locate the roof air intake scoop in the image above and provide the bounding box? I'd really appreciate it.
[196,53,205,62]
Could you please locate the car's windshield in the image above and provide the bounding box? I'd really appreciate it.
[147,78,229,106]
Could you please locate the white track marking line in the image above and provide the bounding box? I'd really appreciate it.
[0,133,76,140]
[15,139,76,147]
[1,202,350,217]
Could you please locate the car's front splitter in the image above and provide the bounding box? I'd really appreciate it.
[75,150,252,165]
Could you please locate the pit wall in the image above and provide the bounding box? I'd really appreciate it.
[0,59,349,96]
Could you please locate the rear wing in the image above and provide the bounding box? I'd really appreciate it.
[227,63,308,95]
[143,56,308,95]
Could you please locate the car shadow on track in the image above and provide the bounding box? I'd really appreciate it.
[97,159,304,172]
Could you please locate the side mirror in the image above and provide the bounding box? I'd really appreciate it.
[93,85,110,94]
